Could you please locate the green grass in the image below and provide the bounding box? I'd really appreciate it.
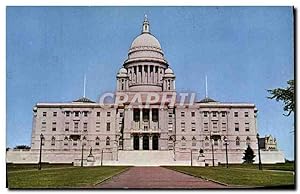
[219,163,295,171]
[166,166,295,187]
[7,165,129,188]
[7,163,73,172]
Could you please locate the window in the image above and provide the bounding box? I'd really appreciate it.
[42,122,46,129]
[236,137,240,146]
[212,111,217,117]
[97,112,100,117]
[212,121,218,130]
[83,111,88,117]
[205,136,209,147]
[214,139,218,146]
[221,111,226,117]
[222,122,226,131]
[107,112,111,117]
[74,122,79,132]
[120,112,123,117]
[192,136,196,146]
[51,136,55,146]
[53,112,57,117]
[181,122,185,132]
[43,112,47,117]
[106,122,111,131]
[83,123,88,131]
[52,122,56,131]
[246,136,251,146]
[235,123,239,131]
[96,122,101,132]
[168,122,173,131]
[64,137,68,146]
[73,140,77,146]
[181,136,186,146]
[234,112,238,117]
[65,111,70,117]
[204,122,208,131]
[74,111,80,117]
[191,112,195,117]
[106,137,110,146]
[144,126,148,131]
[245,123,250,131]
[191,122,196,131]
[169,113,173,118]
[65,122,69,131]
[181,112,185,117]
[245,112,249,117]
[95,137,100,146]
[82,136,87,146]
[203,111,208,117]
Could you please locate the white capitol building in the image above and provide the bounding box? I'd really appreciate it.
[7,16,285,166]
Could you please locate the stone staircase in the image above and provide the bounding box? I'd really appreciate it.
[104,150,190,166]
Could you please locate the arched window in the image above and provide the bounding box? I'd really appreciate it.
[51,136,55,146]
[106,136,110,146]
[246,136,251,146]
[64,136,68,146]
[95,136,100,146]
[181,136,186,141]
[236,137,240,146]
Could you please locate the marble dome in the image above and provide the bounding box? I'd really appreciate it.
[130,33,162,50]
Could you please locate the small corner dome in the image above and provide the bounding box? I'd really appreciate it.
[165,68,174,74]
[118,67,127,74]
[130,33,162,50]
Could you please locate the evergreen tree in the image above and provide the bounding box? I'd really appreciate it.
[242,145,256,164]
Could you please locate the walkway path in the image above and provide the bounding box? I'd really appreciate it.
[96,167,226,189]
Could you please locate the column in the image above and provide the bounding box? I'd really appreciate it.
[150,65,152,83]
[139,109,143,130]
[139,135,143,150]
[157,67,160,83]
[147,65,150,84]
[138,66,140,83]
[133,67,136,83]
[141,65,144,83]
[149,135,153,150]
[149,109,152,129]
[154,67,158,83]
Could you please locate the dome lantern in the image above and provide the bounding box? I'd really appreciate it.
[142,14,150,34]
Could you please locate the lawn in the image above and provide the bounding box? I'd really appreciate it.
[7,165,129,189]
[166,166,295,187]
[219,163,295,171]
[7,163,73,172]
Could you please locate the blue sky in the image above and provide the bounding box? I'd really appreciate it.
[6,6,294,159]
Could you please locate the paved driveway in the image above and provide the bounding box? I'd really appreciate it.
[96,167,226,189]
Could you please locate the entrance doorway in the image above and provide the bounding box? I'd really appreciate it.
[152,135,159,150]
[133,135,139,150]
[143,135,149,150]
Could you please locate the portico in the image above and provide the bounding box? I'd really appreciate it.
[132,133,160,150]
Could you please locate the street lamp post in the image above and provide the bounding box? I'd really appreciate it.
[211,138,215,167]
[224,136,229,168]
[257,133,262,170]
[101,149,103,166]
[38,133,44,170]
[190,149,193,166]
[81,143,85,167]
